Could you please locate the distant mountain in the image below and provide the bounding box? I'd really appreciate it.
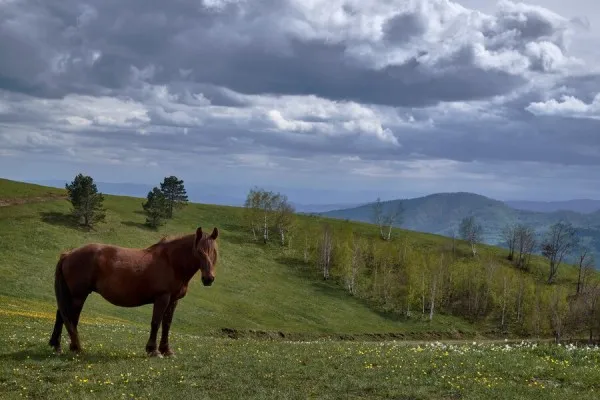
[504,199,600,214]
[321,192,600,265]
[293,202,365,214]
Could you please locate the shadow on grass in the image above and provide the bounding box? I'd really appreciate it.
[39,212,88,231]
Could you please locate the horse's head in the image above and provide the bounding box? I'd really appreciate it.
[194,226,219,286]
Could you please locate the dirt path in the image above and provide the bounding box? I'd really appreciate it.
[0,194,67,207]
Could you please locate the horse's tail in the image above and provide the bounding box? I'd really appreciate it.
[54,252,74,331]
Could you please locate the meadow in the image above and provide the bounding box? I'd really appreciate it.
[3,313,600,399]
[1,178,599,399]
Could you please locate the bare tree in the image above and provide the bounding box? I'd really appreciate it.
[383,202,404,241]
[515,224,536,269]
[541,221,579,284]
[501,223,518,261]
[371,197,385,239]
[549,286,568,343]
[576,246,595,294]
[582,283,600,342]
[459,216,483,256]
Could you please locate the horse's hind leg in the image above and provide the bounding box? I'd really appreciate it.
[48,309,63,353]
[64,295,88,353]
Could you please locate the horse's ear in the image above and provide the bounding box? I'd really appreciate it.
[210,227,219,240]
[196,227,203,241]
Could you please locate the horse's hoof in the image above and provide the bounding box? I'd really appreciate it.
[147,350,163,358]
[161,349,175,357]
[69,344,82,353]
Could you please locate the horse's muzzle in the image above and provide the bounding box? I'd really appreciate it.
[202,276,214,286]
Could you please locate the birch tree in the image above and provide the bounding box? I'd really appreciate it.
[383,202,404,241]
[459,216,483,256]
[371,198,404,241]
[319,223,333,280]
[243,187,262,241]
[274,194,295,246]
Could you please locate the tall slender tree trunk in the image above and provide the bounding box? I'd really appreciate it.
[303,235,309,263]
[421,271,425,315]
[429,275,437,321]
[501,276,507,330]
[263,213,269,243]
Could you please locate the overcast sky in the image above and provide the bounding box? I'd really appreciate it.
[1,0,599,202]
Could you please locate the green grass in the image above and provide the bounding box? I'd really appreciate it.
[0,178,65,201]
[1,178,598,399]
[2,313,600,399]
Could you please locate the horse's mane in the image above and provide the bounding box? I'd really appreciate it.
[145,233,192,251]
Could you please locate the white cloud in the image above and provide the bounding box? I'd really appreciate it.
[526,93,600,119]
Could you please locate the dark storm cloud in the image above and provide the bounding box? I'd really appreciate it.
[0,0,582,106]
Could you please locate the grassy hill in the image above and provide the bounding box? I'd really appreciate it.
[0,178,474,339]
[3,178,600,399]
[320,192,600,263]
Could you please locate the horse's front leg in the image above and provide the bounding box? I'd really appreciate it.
[159,300,179,357]
[145,293,171,357]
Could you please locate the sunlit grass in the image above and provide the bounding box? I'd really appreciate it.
[2,313,600,400]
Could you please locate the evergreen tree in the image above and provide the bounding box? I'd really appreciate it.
[159,176,188,218]
[142,187,168,229]
[65,173,106,227]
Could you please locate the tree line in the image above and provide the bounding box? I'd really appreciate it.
[64,173,188,229]
[243,187,296,246]
[241,190,598,341]
[285,217,598,341]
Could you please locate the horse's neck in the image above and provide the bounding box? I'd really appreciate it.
[165,235,201,282]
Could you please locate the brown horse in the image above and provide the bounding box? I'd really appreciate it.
[48,226,219,357]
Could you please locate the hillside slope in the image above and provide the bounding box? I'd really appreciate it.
[0,178,473,339]
[2,178,596,345]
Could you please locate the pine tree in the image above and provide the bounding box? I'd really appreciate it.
[159,176,188,218]
[142,187,168,229]
[65,173,106,227]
